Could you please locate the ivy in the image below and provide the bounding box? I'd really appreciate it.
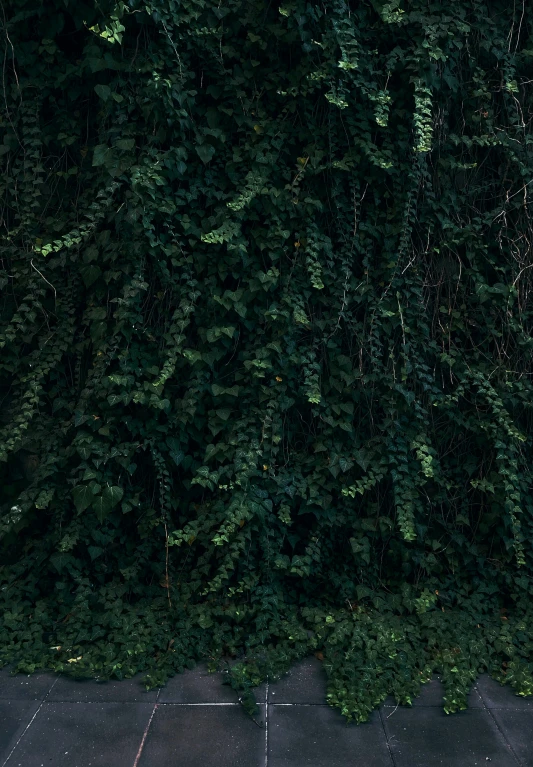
[1,0,533,723]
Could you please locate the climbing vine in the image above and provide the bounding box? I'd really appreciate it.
[1,0,533,722]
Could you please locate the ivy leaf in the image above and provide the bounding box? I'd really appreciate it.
[80,265,102,287]
[73,484,95,513]
[170,449,185,466]
[94,84,111,101]
[74,410,89,427]
[92,144,112,167]
[88,546,103,560]
[93,486,124,523]
[356,585,373,600]
[354,449,371,472]
[116,138,135,150]
[195,144,215,164]
[167,438,185,466]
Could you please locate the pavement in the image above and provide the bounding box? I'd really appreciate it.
[1,657,532,766]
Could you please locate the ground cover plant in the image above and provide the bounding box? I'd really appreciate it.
[1,0,533,722]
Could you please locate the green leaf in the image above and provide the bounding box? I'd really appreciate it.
[80,265,102,287]
[73,484,95,513]
[35,489,54,509]
[195,144,215,164]
[92,144,112,167]
[105,485,124,507]
[183,349,202,364]
[116,138,135,150]
[93,486,124,523]
[94,84,111,101]
[170,449,185,466]
[74,411,89,427]
[89,308,107,320]
[167,438,185,466]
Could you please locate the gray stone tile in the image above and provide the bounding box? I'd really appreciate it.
[159,663,265,703]
[138,704,265,767]
[0,667,56,700]
[268,657,327,704]
[491,709,533,766]
[383,706,518,766]
[382,675,483,708]
[6,702,154,767]
[49,673,158,703]
[0,700,40,764]
[268,705,392,767]
[477,675,533,709]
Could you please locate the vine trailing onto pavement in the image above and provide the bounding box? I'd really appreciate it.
[1,0,533,722]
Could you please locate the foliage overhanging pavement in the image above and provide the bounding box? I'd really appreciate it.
[1,0,533,721]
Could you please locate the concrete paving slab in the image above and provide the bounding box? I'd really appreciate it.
[491,709,533,766]
[137,703,265,767]
[4,702,154,767]
[477,675,533,710]
[268,705,393,767]
[1,665,532,767]
[0,667,56,701]
[383,706,519,767]
[268,658,327,704]
[0,700,41,764]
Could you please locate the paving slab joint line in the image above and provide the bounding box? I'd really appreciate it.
[1,676,59,767]
[132,689,160,767]
[476,683,524,767]
[264,681,269,767]
[158,701,242,706]
[270,702,338,707]
[379,706,399,767]
[486,709,524,767]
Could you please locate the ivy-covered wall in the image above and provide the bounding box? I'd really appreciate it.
[1,0,533,721]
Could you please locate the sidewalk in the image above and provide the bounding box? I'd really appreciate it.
[1,658,530,766]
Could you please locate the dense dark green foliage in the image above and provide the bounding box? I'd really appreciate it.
[1,0,533,721]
